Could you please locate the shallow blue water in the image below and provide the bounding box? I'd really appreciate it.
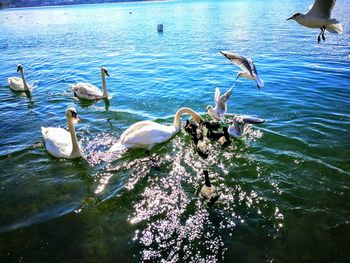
[0,0,350,262]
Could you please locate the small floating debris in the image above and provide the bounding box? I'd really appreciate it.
[157,24,163,33]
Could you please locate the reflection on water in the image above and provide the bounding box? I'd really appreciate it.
[0,0,349,261]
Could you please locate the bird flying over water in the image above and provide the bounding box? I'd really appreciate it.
[287,0,343,43]
[220,51,264,89]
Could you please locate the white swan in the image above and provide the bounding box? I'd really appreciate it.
[71,67,110,100]
[200,170,219,202]
[110,107,203,151]
[220,51,264,89]
[41,107,82,159]
[228,115,265,139]
[207,87,233,121]
[7,64,32,92]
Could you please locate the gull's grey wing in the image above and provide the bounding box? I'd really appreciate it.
[307,0,336,19]
[219,87,233,103]
[247,59,258,78]
[241,116,265,124]
[220,51,252,74]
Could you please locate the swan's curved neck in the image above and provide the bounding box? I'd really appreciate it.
[101,71,108,98]
[20,69,29,90]
[67,118,81,157]
[173,107,203,131]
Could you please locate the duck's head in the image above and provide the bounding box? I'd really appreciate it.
[17,64,23,72]
[66,107,80,124]
[206,105,212,112]
[101,67,110,77]
[287,12,302,21]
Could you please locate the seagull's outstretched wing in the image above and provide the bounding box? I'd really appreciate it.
[239,116,265,124]
[216,87,233,115]
[307,0,335,19]
[219,87,233,103]
[248,59,258,78]
[220,51,253,75]
[214,87,220,103]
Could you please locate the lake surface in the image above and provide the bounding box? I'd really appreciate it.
[0,0,349,262]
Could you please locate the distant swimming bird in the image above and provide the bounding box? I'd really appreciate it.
[7,64,32,92]
[71,67,110,100]
[287,0,343,43]
[200,170,219,202]
[110,107,203,151]
[220,51,264,89]
[41,107,82,159]
[228,115,265,139]
[207,87,233,121]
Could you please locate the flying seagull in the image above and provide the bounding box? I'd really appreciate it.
[287,0,343,43]
[220,51,264,89]
[207,87,233,121]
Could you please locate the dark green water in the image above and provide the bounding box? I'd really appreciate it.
[0,0,349,262]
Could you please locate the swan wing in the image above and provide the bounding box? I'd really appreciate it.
[307,0,335,19]
[72,82,103,100]
[120,121,155,142]
[41,127,73,158]
[121,123,175,149]
[8,77,25,91]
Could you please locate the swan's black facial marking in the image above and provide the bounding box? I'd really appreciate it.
[104,69,110,77]
[70,110,78,119]
[17,65,22,72]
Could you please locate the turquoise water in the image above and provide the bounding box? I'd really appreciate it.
[0,0,350,261]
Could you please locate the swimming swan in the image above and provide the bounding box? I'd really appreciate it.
[71,67,110,100]
[110,107,203,151]
[8,64,32,92]
[41,107,82,159]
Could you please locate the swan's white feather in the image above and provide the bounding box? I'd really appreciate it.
[71,82,103,100]
[41,127,76,159]
[8,77,32,91]
[120,121,177,149]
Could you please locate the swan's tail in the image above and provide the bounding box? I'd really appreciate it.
[41,127,49,139]
[326,19,343,34]
[109,142,126,153]
[69,84,76,91]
